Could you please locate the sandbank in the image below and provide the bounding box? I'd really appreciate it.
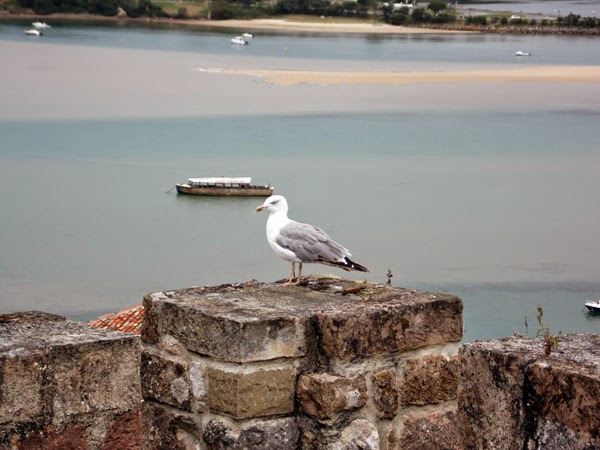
[3,41,600,121]
[198,65,600,85]
[197,18,470,34]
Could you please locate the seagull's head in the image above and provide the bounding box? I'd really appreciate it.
[256,195,288,214]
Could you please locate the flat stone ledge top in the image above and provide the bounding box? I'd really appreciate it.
[465,334,600,375]
[0,311,138,357]
[148,276,462,321]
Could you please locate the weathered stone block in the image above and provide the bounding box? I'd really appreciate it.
[207,366,294,419]
[458,337,536,449]
[100,409,141,450]
[141,292,161,344]
[531,418,598,450]
[372,368,399,419]
[400,354,459,406]
[203,418,299,450]
[524,336,600,449]
[0,355,44,426]
[458,334,600,450]
[0,311,141,449]
[328,419,379,450]
[49,340,140,422]
[147,282,307,363]
[389,409,461,450]
[18,424,88,450]
[315,291,463,360]
[141,350,192,411]
[297,372,367,421]
[141,401,201,450]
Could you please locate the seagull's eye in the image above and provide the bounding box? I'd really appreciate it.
[272,200,279,205]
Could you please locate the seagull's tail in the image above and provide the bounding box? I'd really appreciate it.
[320,257,369,273]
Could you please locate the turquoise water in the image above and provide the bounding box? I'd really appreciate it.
[1,22,600,341]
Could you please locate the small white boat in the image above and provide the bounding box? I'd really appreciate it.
[585,300,600,313]
[515,51,531,56]
[24,29,42,36]
[242,33,253,39]
[231,36,248,45]
[32,21,51,28]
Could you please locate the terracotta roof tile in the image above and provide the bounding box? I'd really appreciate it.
[89,304,144,335]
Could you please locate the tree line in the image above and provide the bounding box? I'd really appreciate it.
[11,0,600,30]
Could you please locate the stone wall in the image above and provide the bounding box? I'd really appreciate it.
[3,281,597,449]
[140,276,463,450]
[458,334,600,450]
[0,311,141,450]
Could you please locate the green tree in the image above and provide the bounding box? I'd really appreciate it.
[31,0,57,14]
[88,0,119,15]
[411,6,425,21]
[427,0,445,14]
[389,9,409,24]
[176,6,190,18]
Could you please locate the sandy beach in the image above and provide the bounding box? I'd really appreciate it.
[196,18,469,34]
[198,65,600,85]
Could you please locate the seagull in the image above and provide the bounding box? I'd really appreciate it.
[256,195,369,285]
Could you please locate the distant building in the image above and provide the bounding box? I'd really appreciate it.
[393,0,415,9]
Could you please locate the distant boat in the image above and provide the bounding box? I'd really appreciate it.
[24,29,42,36]
[242,33,253,39]
[231,36,248,45]
[585,300,600,313]
[32,21,51,28]
[515,51,531,56]
[175,177,274,196]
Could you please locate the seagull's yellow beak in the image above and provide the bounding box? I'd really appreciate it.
[256,205,265,213]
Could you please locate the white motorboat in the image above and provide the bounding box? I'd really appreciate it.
[231,36,248,45]
[515,51,531,56]
[32,21,51,28]
[585,300,600,313]
[242,33,253,38]
[24,29,42,36]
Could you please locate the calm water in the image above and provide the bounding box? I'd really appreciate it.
[467,0,600,18]
[1,20,599,341]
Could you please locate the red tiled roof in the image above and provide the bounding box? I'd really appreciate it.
[89,304,144,335]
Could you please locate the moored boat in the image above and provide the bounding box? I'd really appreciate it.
[32,21,51,28]
[231,36,248,45]
[175,177,273,196]
[24,29,42,36]
[585,300,600,313]
[515,50,531,56]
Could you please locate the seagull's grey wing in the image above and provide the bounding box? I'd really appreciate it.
[275,221,349,263]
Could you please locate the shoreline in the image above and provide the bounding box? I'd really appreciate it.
[0,13,474,35]
[4,12,600,35]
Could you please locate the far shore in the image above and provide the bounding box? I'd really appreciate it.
[2,13,473,34]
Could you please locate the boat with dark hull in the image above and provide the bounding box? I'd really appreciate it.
[585,300,600,313]
[175,177,273,197]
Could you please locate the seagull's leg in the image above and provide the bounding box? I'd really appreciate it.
[295,263,303,285]
[285,262,296,285]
